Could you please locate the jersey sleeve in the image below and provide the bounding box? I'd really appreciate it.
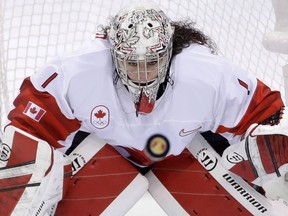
[6,57,81,149]
[214,63,284,142]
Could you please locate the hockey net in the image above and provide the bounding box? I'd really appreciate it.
[0,0,288,128]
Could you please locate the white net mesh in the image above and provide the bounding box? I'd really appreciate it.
[1,0,288,127]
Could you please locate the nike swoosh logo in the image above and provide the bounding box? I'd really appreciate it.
[179,127,202,137]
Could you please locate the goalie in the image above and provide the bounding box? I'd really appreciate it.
[1,1,288,215]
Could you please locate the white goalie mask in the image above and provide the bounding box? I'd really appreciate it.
[108,2,174,115]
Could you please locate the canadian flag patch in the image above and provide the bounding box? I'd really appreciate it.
[23,101,46,122]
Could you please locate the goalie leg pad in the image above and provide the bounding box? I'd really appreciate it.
[146,149,251,215]
[55,144,148,216]
[0,126,72,216]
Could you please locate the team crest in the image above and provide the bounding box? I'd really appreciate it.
[90,105,110,129]
[145,134,170,161]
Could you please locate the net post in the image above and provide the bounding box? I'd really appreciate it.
[283,65,288,104]
[263,0,288,103]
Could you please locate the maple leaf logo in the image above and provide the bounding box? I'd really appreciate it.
[95,110,106,118]
[91,105,109,129]
[30,107,37,114]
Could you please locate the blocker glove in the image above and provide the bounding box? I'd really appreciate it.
[221,107,288,201]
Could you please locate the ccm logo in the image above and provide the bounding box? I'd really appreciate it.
[197,149,218,171]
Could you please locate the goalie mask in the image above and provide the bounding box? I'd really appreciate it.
[108,2,174,115]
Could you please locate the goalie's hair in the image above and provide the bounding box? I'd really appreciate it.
[171,19,218,57]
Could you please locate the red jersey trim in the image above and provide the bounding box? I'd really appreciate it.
[216,79,284,136]
[7,77,81,148]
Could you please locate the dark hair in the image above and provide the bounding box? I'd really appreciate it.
[171,20,217,57]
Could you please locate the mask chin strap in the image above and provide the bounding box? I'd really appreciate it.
[135,88,155,117]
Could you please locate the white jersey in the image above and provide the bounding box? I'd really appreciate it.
[6,38,283,166]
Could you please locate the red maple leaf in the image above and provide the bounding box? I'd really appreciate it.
[30,107,37,114]
[95,109,106,118]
